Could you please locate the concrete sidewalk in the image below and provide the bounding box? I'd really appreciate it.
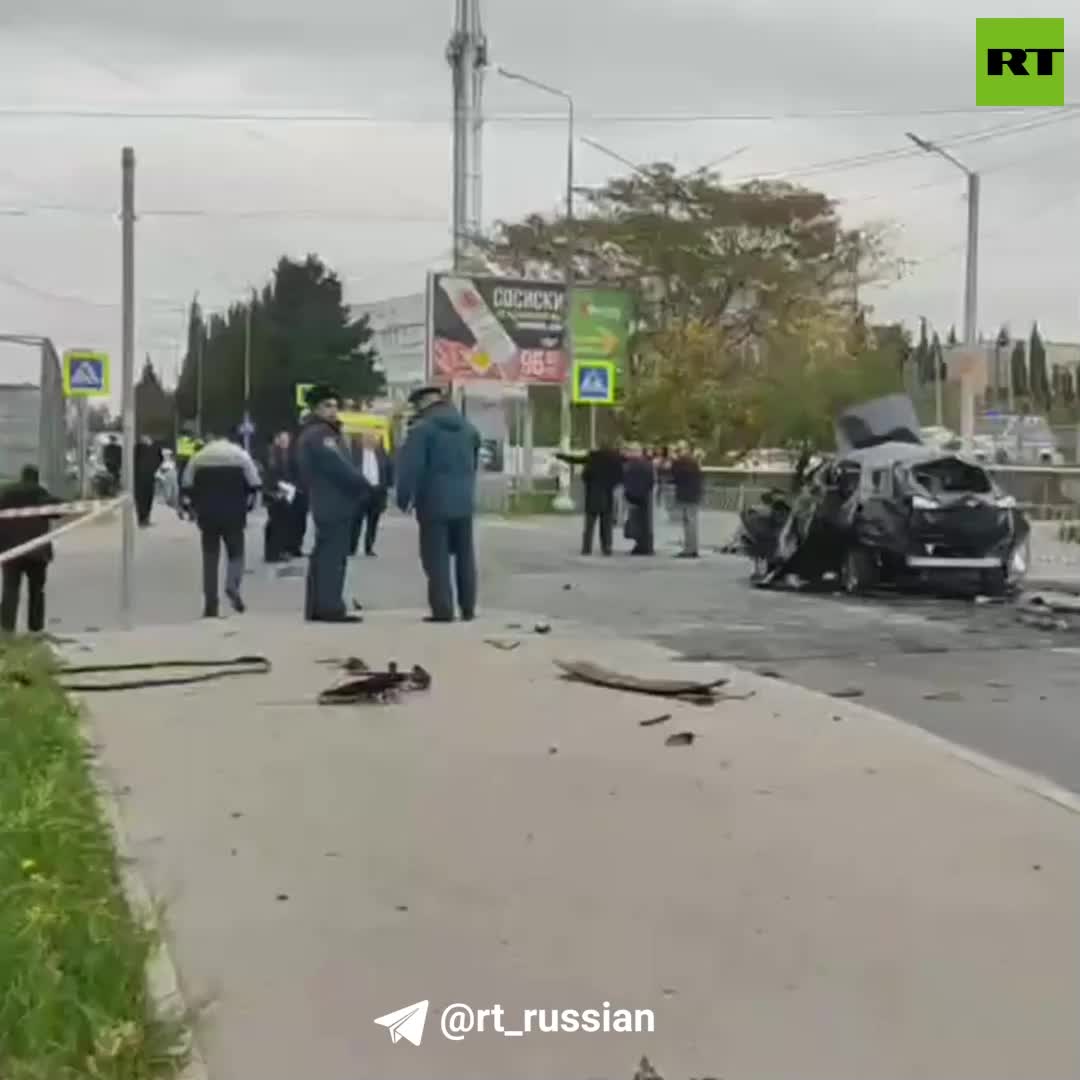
[68,612,1079,1080]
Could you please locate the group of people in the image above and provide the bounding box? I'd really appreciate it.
[177,382,482,625]
[559,439,704,559]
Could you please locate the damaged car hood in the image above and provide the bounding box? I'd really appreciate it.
[835,394,922,454]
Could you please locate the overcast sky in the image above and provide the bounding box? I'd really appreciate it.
[0,0,1077,392]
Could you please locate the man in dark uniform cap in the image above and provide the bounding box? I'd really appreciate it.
[295,384,371,623]
[395,385,481,622]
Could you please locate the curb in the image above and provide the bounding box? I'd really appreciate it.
[82,714,210,1080]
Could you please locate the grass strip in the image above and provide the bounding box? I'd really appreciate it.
[0,638,185,1079]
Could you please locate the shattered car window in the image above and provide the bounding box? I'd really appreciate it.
[909,458,992,496]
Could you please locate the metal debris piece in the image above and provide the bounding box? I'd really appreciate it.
[640,713,672,727]
[318,662,432,705]
[756,668,782,679]
[924,690,964,702]
[664,732,696,747]
[342,657,370,674]
[484,638,521,652]
[534,621,552,635]
[555,659,729,704]
[828,687,865,699]
[57,655,272,692]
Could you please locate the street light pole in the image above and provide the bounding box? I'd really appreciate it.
[497,66,576,511]
[907,133,981,446]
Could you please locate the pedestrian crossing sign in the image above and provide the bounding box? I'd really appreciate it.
[62,350,110,398]
[572,360,615,405]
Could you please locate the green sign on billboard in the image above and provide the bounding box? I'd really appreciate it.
[571,289,632,377]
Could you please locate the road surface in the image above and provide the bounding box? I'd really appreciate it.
[46,506,1080,794]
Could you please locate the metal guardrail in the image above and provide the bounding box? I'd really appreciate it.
[697,466,1080,520]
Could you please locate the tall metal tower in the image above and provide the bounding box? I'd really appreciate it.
[447,0,488,268]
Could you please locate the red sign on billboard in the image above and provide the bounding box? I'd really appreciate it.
[427,273,569,385]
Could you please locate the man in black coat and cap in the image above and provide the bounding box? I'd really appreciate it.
[295,384,371,623]
[0,465,62,634]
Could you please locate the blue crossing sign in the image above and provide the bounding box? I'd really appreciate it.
[62,350,110,398]
[572,360,616,405]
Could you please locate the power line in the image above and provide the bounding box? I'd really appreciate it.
[738,108,1080,183]
[1,104,1079,125]
[0,204,447,223]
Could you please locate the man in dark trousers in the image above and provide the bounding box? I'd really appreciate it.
[263,430,297,563]
[557,441,623,555]
[182,434,261,618]
[0,466,61,634]
[134,436,163,527]
[350,430,393,557]
[296,385,371,623]
[101,435,122,495]
[669,439,704,558]
[621,442,656,556]
[395,385,480,622]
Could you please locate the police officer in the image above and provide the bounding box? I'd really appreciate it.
[395,385,481,622]
[296,385,371,623]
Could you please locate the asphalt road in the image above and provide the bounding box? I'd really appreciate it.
[43,505,1080,794]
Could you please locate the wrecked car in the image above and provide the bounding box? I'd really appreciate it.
[735,394,1031,595]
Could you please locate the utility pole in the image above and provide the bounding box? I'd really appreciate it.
[195,327,204,438]
[243,294,252,453]
[447,0,487,267]
[120,147,136,625]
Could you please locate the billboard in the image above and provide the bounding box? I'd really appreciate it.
[427,273,568,385]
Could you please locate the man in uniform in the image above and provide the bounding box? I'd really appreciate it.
[395,385,480,622]
[296,385,371,623]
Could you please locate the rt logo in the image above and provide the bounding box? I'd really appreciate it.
[976,18,1065,106]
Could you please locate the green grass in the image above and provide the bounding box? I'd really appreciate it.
[0,639,186,1079]
[503,491,559,516]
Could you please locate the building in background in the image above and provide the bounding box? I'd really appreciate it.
[351,293,426,404]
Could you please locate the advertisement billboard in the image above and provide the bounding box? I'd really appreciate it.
[427,273,568,385]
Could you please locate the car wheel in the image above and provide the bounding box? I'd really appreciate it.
[840,546,876,595]
[979,568,1007,597]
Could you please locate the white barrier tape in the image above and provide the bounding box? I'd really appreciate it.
[0,495,129,567]
[0,498,117,520]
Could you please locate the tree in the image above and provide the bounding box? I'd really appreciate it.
[913,318,931,383]
[490,162,889,343]
[135,356,173,441]
[946,325,958,348]
[1010,339,1028,398]
[86,404,113,433]
[930,330,944,384]
[175,256,384,446]
[1029,322,1049,408]
[175,294,206,427]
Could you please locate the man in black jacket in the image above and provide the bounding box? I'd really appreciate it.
[621,442,656,556]
[134,436,163,527]
[181,435,261,617]
[557,442,623,556]
[263,430,297,563]
[0,466,61,634]
[349,431,394,557]
[669,439,704,558]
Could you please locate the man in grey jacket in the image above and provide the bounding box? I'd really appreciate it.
[296,385,371,623]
